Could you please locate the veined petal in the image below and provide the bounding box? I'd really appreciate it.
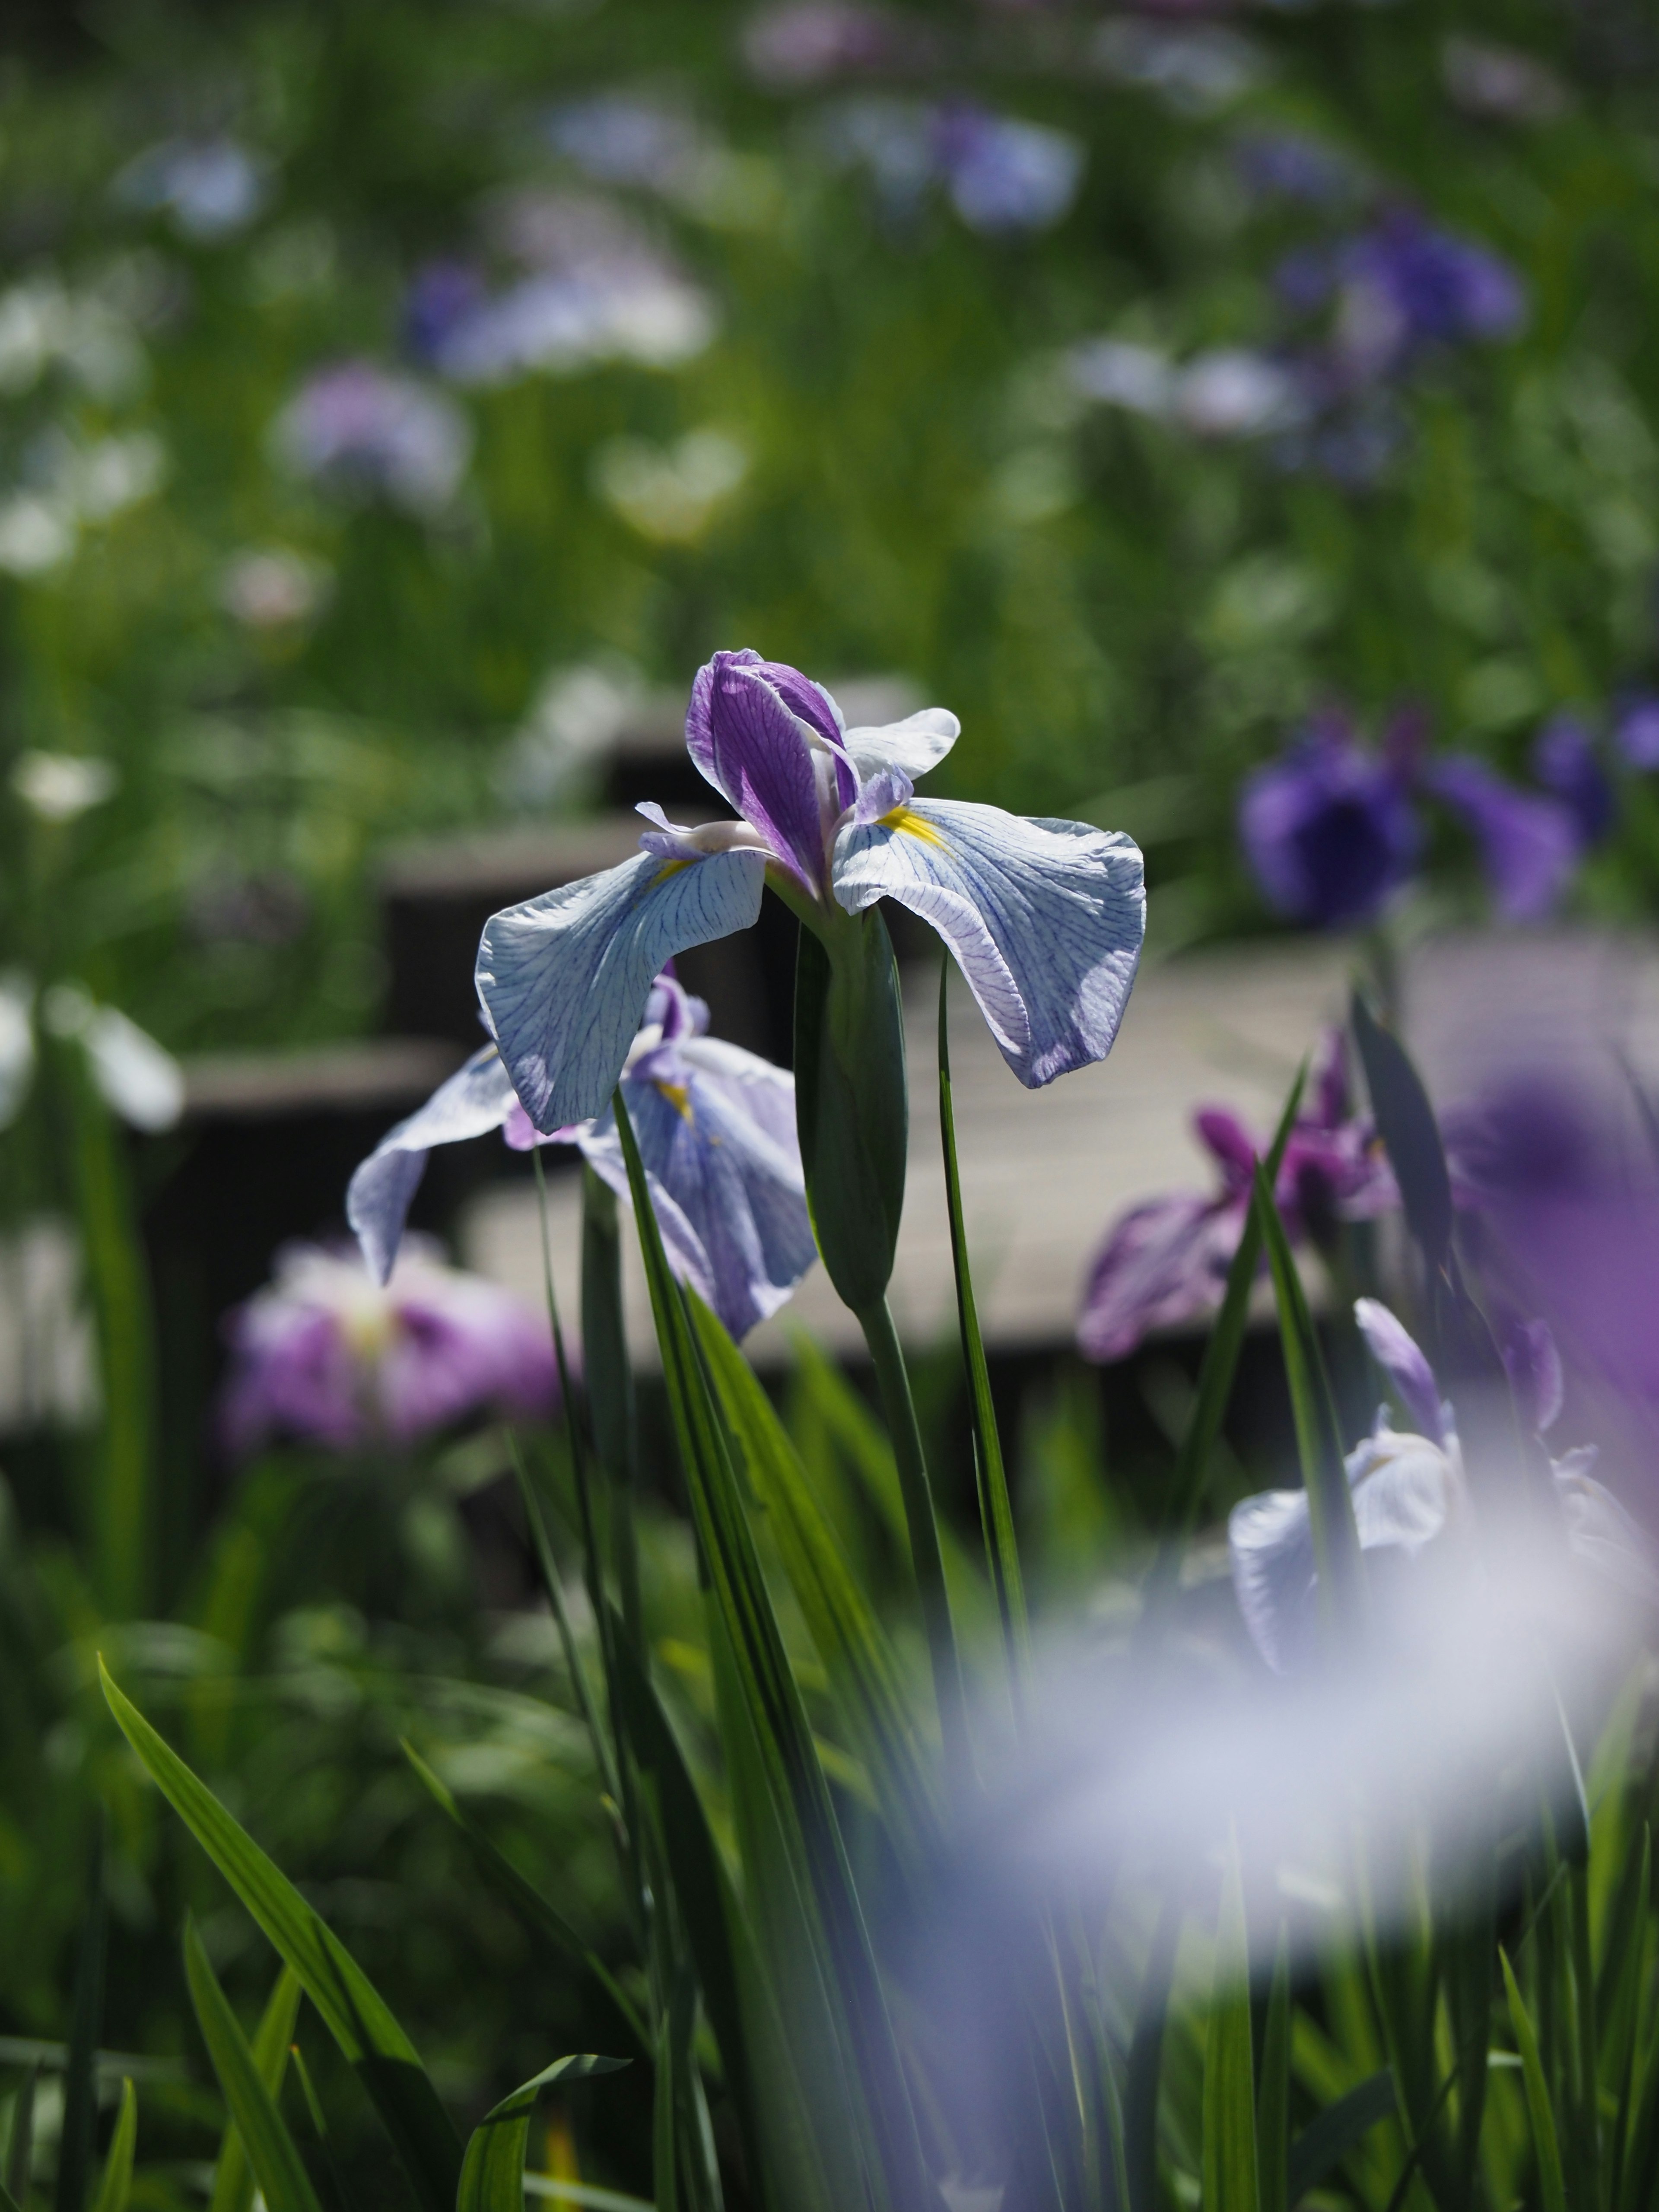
[1077,1192,1242,1361]
[833,798,1145,1087]
[576,1035,816,1338]
[683,650,833,886]
[843,706,960,784]
[1229,1489,1317,1675]
[1553,1457,1659,1601]
[347,1046,517,1284]
[1354,1298,1446,1444]
[476,847,766,1131]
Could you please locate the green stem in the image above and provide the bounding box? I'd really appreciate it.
[853,1294,969,1786]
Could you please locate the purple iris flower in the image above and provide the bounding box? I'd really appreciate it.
[475,649,1145,1133]
[1333,211,1526,382]
[405,260,489,367]
[1233,128,1357,208]
[1077,1030,1396,1361]
[930,103,1084,235]
[1238,715,1419,929]
[1229,1301,1655,1673]
[1423,756,1580,922]
[348,974,816,1341]
[270,360,471,513]
[1615,695,1659,771]
[221,1239,557,1456]
[1532,713,1615,844]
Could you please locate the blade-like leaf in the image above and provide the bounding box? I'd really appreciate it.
[524,2183,656,2210]
[1138,1067,1306,1626]
[55,1819,105,2212]
[459,2057,627,2212]
[1284,2072,1396,2205]
[582,1165,643,1648]
[88,2081,136,2212]
[1202,1840,1258,2212]
[1502,1949,1569,2212]
[6,2064,37,2207]
[1124,1892,1182,2212]
[1256,1931,1290,2212]
[208,1966,302,2212]
[184,1920,324,2212]
[938,959,1029,1693]
[1350,989,1451,1274]
[99,1662,461,2212]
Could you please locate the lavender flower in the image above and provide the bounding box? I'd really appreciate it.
[742,6,934,88]
[1532,713,1615,845]
[1424,756,1580,922]
[476,650,1144,1131]
[114,137,270,242]
[1232,128,1358,209]
[931,104,1084,235]
[221,1238,557,1456]
[348,974,816,1341]
[1229,1302,1654,1673]
[270,361,470,513]
[1615,695,1659,770]
[1077,1030,1395,1361]
[1239,715,1419,929]
[1330,211,1526,383]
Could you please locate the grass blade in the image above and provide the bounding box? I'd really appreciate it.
[55,1819,105,2212]
[208,1966,302,2212]
[6,2065,37,2206]
[1285,2072,1396,2205]
[459,2057,627,2212]
[1256,1930,1290,2212]
[582,1164,642,1649]
[184,1920,323,2212]
[1124,1891,1182,2212]
[1349,989,1452,1278]
[99,1661,461,2212]
[1202,1839,1259,2212]
[1502,1948,1569,2212]
[938,958,1029,1691]
[87,2081,135,2212]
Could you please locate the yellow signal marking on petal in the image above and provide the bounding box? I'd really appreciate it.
[655,1081,694,1122]
[879,804,946,848]
[654,857,695,883]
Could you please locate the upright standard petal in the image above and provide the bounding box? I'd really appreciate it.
[842,706,960,784]
[1076,1192,1242,1361]
[1425,756,1580,921]
[833,798,1145,1087]
[683,649,838,885]
[1354,1298,1446,1445]
[477,846,766,1131]
[347,1046,518,1284]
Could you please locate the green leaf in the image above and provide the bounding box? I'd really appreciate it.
[792,912,907,1313]
[938,959,1029,1695]
[88,2081,136,2212]
[687,1298,938,1870]
[183,1920,324,2212]
[208,1965,302,2212]
[55,1819,105,2212]
[1350,990,1452,1274]
[613,1092,926,2212]
[5,2064,37,2208]
[1202,1840,1258,2212]
[1256,1930,1290,2212]
[582,1164,642,1646]
[458,2057,627,2212]
[1502,1948,1570,2212]
[1124,1892,1182,2212]
[401,1742,648,2053]
[99,1661,461,2212]
[1284,2072,1396,2205]
[1138,1067,1306,1626]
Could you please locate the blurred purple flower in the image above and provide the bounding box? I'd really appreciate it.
[1615,695,1659,770]
[931,103,1084,235]
[270,361,470,513]
[1233,128,1358,208]
[405,260,489,366]
[1078,1030,1396,1360]
[222,1239,556,1456]
[1239,715,1419,929]
[1532,713,1615,844]
[1332,211,1526,381]
[742,6,935,87]
[347,974,816,1341]
[1424,756,1580,921]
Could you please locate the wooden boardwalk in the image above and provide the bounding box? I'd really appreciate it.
[461,936,1356,1363]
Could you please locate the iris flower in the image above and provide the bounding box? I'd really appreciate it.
[348,973,815,1341]
[475,648,1146,1135]
[1229,1299,1655,1672]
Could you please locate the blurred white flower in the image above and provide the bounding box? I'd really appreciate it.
[270,362,471,513]
[0,498,76,578]
[495,658,648,807]
[1442,37,1569,124]
[220,547,331,628]
[592,428,748,542]
[114,137,271,242]
[1066,337,1175,417]
[56,431,168,520]
[11,752,119,823]
[1091,23,1268,118]
[1175,349,1308,437]
[0,1217,99,1434]
[41,983,184,1131]
[0,974,35,1130]
[0,276,145,402]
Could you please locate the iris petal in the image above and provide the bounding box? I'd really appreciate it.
[476,847,766,1131]
[1229,1489,1317,1675]
[1354,1298,1446,1444]
[683,651,831,886]
[832,798,1145,1087]
[347,1046,517,1284]
[843,706,960,784]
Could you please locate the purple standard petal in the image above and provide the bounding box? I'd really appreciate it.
[1076,1192,1243,1361]
[1425,755,1580,921]
[1501,1315,1564,1435]
[476,846,767,1131]
[1532,714,1615,844]
[347,1046,518,1285]
[575,1031,816,1338]
[1239,725,1418,929]
[686,648,854,864]
[1615,695,1659,772]
[833,798,1145,1087]
[1354,1297,1446,1444]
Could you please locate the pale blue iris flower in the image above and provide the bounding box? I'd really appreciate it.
[475,648,1146,1132]
[347,975,816,1341]
[1229,1297,1656,1672]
